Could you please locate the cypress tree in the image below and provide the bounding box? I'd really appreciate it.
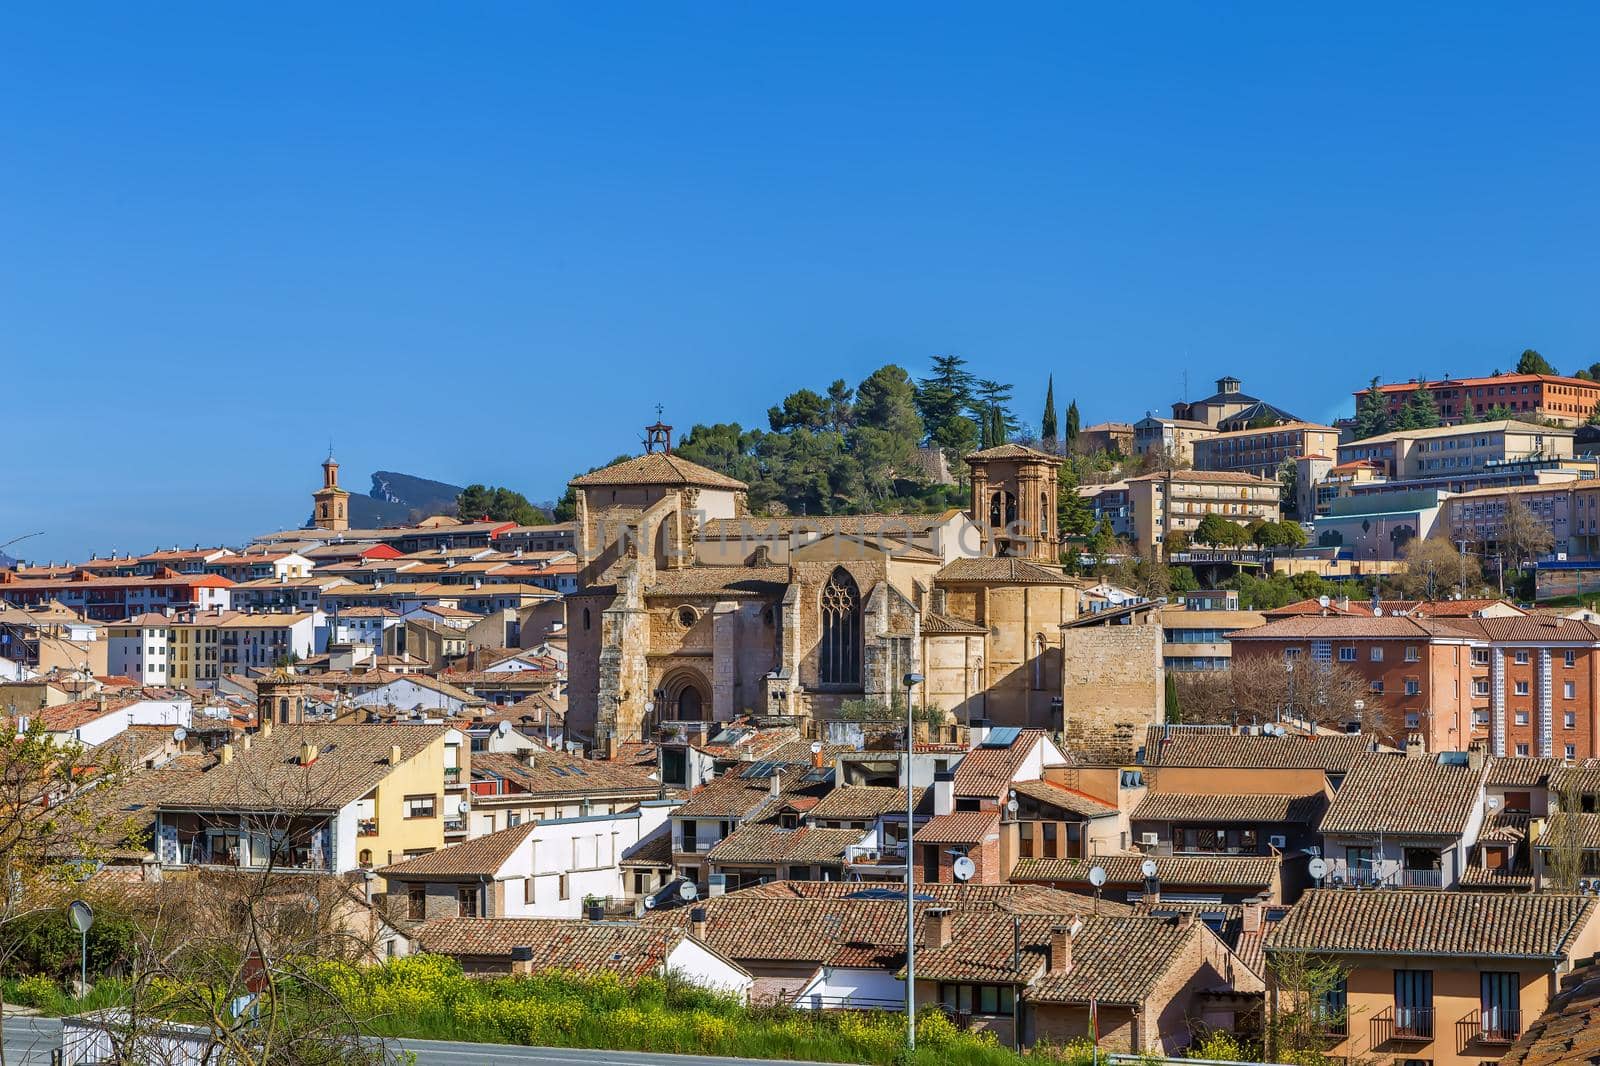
[1041,375,1059,445]
[1066,400,1081,446]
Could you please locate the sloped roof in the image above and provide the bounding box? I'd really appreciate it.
[413,918,695,979]
[951,730,1050,799]
[935,558,1077,585]
[1008,779,1119,818]
[378,822,538,879]
[1142,728,1375,772]
[472,752,659,800]
[1320,752,1485,837]
[917,810,1001,844]
[1023,916,1203,1006]
[964,443,1064,464]
[1265,889,1596,960]
[808,786,927,822]
[1488,756,1562,788]
[1011,854,1277,890]
[568,452,747,490]
[1131,791,1327,825]
[1500,960,1600,1066]
[704,824,862,866]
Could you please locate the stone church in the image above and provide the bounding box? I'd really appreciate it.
[566,422,1135,745]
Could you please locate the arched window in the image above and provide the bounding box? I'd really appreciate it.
[819,568,862,686]
[1041,492,1051,537]
[989,491,1017,529]
[676,687,703,721]
[583,608,591,630]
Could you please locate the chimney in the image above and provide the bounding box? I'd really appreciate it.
[1405,733,1426,759]
[510,945,534,975]
[96,694,106,714]
[933,770,955,816]
[240,735,252,752]
[812,745,825,770]
[299,741,318,766]
[219,742,234,765]
[1241,899,1264,934]
[770,770,783,800]
[1467,742,1486,772]
[1049,923,1074,972]
[690,906,708,940]
[1176,910,1195,930]
[523,750,538,768]
[390,743,403,766]
[923,906,954,950]
[261,716,273,737]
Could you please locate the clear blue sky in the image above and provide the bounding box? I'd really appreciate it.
[4,5,1598,562]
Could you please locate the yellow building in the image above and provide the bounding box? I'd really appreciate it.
[154,722,462,880]
[1264,890,1600,1066]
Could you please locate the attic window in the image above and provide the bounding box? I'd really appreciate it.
[677,605,699,627]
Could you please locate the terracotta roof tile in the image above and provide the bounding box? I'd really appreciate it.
[471,752,659,801]
[1131,791,1327,824]
[1023,916,1204,1006]
[1489,756,1563,787]
[951,730,1050,799]
[1142,728,1375,772]
[1009,779,1118,818]
[964,444,1064,463]
[1501,961,1600,1066]
[916,810,1000,844]
[808,786,926,822]
[1011,854,1277,890]
[935,559,1077,585]
[414,918,690,979]
[705,824,862,866]
[1265,889,1596,959]
[569,453,747,490]
[379,822,538,878]
[1320,752,1485,837]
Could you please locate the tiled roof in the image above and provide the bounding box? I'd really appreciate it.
[674,765,821,819]
[378,822,538,879]
[160,724,447,812]
[935,559,1077,585]
[951,730,1049,799]
[1011,854,1277,890]
[1009,779,1118,818]
[1142,728,1374,771]
[1447,615,1600,643]
[1265,889,1596,960]
[1024,915,1202,1006]
[1539,813,1600,851]
[808,786,926,822]
[1378,598,1526,618]
[1489,756,1562,787]
[568,452,748,490]
[964,443,1064,463]
[1228,614,1472,640]
[1125,470,1277,485]
[1500,961,1600,1066]
[917,810,1000,844]
[705,824,861,866]
[472,752,660,800]
[619,830,673,869]
[414,918,692,979]
[1131,791,1326,825]
[1320,752,1485,837]
[700,512,961,539]
[921,611,990,636]
[1550,762,1600,796]
[731,880,1134,915]
[1459,866,1537,890]
[643,894,912,967]
[643,566,791,599]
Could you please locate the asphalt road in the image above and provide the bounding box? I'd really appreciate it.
[0,1015,838,1066]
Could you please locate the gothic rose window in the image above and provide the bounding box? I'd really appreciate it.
[819,568,862,686]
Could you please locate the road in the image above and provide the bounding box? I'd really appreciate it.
[0,1015,839,1066]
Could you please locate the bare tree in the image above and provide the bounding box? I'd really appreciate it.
[1501,496,1555,571]
[1176,657,1397,737]
[1392,537,1484,600]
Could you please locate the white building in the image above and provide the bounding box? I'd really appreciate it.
[107,613,173,684]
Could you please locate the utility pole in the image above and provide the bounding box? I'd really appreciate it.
[902,670,924,1051]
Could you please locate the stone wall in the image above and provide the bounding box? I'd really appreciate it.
[1060,622,1162,734]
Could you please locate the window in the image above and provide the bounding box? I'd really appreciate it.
[404,795,437,819]
[1515,711,1529,725]
[1516,743,1530,757]
[938,983,1015,1018]
[1566,682,1577,700]
[1568,744,1579,760]
[558,873,570,900]
[1371,647,1384,662]
[1394,969,1434,1038]
[407,888,425,920]
[1370,680,1385,694]
[1473,648,1491,666]
[1404,646,1419,662]
[1567,650,1578,668]
[524,877,536,904]
[1515,650,1530,665]
[1473,679,1490,696]
[1515,681,1530,696]
[508,812,522,827]
[1338,647,1356,662]
[1481,971,1520,1043]
[1405,714,1420,729]
[1405,679,1421,696]
[457,886,479,918]
[818,568,862,686]
[1567,712,1578,729]
[1317,977,1348,1036]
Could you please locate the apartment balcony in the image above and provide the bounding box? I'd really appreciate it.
[444,767,462,785]
[357,819,379,838]
[1457,1008,1520,1050]
[1372,1006,1433,1045]
[443,818,466,834]
[844,843,908,869]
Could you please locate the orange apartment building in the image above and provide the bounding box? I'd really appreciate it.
[1358,373,1600,427]
[1229,613,1600,760]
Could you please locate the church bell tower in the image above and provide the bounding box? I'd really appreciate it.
[312,452,349,532]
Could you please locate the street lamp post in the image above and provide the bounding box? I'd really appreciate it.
[902,670,924,1051]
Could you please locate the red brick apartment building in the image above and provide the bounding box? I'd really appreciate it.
[1356,373,1600,427]
[1229,614,1600,760]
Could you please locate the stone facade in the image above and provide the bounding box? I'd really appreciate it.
[1060,623,1164,736]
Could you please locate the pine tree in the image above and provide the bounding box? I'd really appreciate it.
[1164,672,1181,724]
[1353,377,1389,440]
[1066,399,1081,447]
[1402,383,1441,429]
[1041,375,1059,446]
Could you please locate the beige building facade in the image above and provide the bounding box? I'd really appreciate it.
[1126,470,1282,550]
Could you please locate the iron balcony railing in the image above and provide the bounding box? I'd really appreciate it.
[1372,1006,1433,1045]
[1457,1008,1520,1048]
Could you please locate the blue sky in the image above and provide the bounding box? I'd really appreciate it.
[3,5,1598,562]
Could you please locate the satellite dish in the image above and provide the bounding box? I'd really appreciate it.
[457,798,471,815]
[1318,595,1330,609]
[172,726,187,743]
[1087,865,1107,888]
[643,895,657,910]
[1308,858,1328,880]
[1374,607,1383,617]
[1140,858,1159,879]
[951,856,976,882]
[810,741,823,754]
[678,881,698,902]
[1486,795,1503,810]
[1006,798,1019,816]
[498,720,512,736]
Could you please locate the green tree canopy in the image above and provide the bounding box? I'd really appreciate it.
[456,484,546,525]
[1353,377,1389,440]
[1040,375,1058,444]
[1517,348,1556,375]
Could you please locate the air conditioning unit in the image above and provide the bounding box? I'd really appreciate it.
[1268,835,1287,849]
[1139,832,1159,847]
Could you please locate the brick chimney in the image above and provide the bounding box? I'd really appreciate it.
[1241,899,1264,933]
[219,742,234,765]
[923,906,954,950]
[389,743,403,766]
[690,906,708,940]
[510,945,534,975]
[1405,734,1426,759]
[1049,922,1076,972]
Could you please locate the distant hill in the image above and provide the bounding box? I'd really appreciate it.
[353,471,466,528]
